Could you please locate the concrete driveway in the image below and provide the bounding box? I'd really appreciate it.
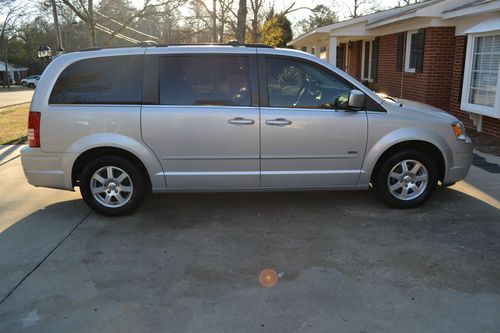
[0,146,499,332]
[0,86,34,108]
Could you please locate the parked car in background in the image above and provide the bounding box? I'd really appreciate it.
[20,43,473,216]
[21,75,41,88]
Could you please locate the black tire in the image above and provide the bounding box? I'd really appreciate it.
[28,83,35,89]
[80,155,146,216]
[373,149,438,208]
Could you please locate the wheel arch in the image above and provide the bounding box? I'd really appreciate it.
[72,147,152,190]
[369,140,446,183]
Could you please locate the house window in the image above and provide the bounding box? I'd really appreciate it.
[405,29,425,73]
[361,40,373,81]
[320,46,327,59]
[461,33,500,118]
[311,47,316,55]
[301,46,307,52]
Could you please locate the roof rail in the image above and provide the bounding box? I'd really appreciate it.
[79,40,273,52]
[155,40,273,48]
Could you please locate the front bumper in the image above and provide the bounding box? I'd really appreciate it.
[20,147,76,191]
[442,137,473,186]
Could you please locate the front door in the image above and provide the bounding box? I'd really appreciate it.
[141,53,260,189]
[260,56,368,187]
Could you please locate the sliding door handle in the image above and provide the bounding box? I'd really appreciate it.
[228,117,255,125]
[266,118,292,126]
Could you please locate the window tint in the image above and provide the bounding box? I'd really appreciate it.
[49,56,143,104]
[265,57,352,109]
[159,55,251,106]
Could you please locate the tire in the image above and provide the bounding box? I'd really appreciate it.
[80,155,146,216]
[22,82,27,87]
[28,83,35,89]
[373,149,438,208]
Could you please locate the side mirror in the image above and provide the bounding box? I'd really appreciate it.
[348,89,365,110]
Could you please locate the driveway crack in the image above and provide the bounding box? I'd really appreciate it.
[0,210,92,305]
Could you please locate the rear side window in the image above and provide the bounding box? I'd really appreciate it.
[49,55,143,104]
[159,55,251,106]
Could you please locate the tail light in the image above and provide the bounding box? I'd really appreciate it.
[28,111,41,147]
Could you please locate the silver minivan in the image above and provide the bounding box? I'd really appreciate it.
[21,43,473,216]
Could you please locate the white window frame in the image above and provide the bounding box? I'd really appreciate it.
[461,32,500,119]
[361,39,374,82]
[405,30,418,73]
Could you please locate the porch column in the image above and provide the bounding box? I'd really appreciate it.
[328,35,337,66]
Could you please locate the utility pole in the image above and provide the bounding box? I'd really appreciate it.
[50,0,64,54]
[3,34,10,88]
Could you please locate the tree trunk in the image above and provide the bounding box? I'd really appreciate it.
[212,0,217,43]
[219,11,225,43]
[236,0,247,43]
[88,23,97,46]
[88,0,96,46]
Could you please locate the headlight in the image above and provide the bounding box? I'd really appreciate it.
[451,121,466,141]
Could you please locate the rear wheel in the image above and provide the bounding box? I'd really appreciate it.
[28,83,35,89]
[80,156,145,216]
[373,149,438,208]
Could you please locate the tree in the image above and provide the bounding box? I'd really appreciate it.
[235,0,247,42]
[398,0,422,6]
[247,0,264,43]
[1,0,29,87]
[335,0,380,19]
[60,0,183,46]
[259,11,292,47]
[297,5,338,35]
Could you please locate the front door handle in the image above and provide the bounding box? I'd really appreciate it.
[228,117,255,125]
[266,118,292,126]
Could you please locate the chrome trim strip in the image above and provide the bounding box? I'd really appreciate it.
[162,156,259,160]
[262,155,357,159]
[157,170,362,176]
[162,155,356,160]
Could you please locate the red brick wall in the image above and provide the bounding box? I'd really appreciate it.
[368,27,455,111]
[449,36,500,138]
[366,26,500,137]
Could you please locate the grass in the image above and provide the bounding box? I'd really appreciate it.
[0,103,29,145]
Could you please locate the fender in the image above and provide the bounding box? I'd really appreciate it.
[358,127,452,185]
[63,133,166,190]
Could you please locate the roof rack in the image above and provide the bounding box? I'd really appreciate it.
[80,40,273,52]
[154,40,273,48]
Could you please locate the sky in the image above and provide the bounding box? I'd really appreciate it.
[1,0,403,32]
[129,0,405,26]
[267,0,402,24]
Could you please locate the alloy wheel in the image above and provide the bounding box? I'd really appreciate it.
[387,159,428,201]
[90,166,134,208]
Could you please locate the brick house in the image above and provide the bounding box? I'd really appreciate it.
[289,0,500,138]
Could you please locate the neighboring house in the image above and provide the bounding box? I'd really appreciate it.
[0,61,29,86]
[289,0,500,138]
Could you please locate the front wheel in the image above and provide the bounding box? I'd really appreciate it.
[373,150,438,208]
[80,156,146,216]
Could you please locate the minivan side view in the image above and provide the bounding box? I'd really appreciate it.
[21,43,473,216]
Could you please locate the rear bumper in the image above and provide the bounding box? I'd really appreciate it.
[20,147,75,191]
[443,137,473,186]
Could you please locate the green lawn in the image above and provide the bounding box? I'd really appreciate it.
[0,104,29,145]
